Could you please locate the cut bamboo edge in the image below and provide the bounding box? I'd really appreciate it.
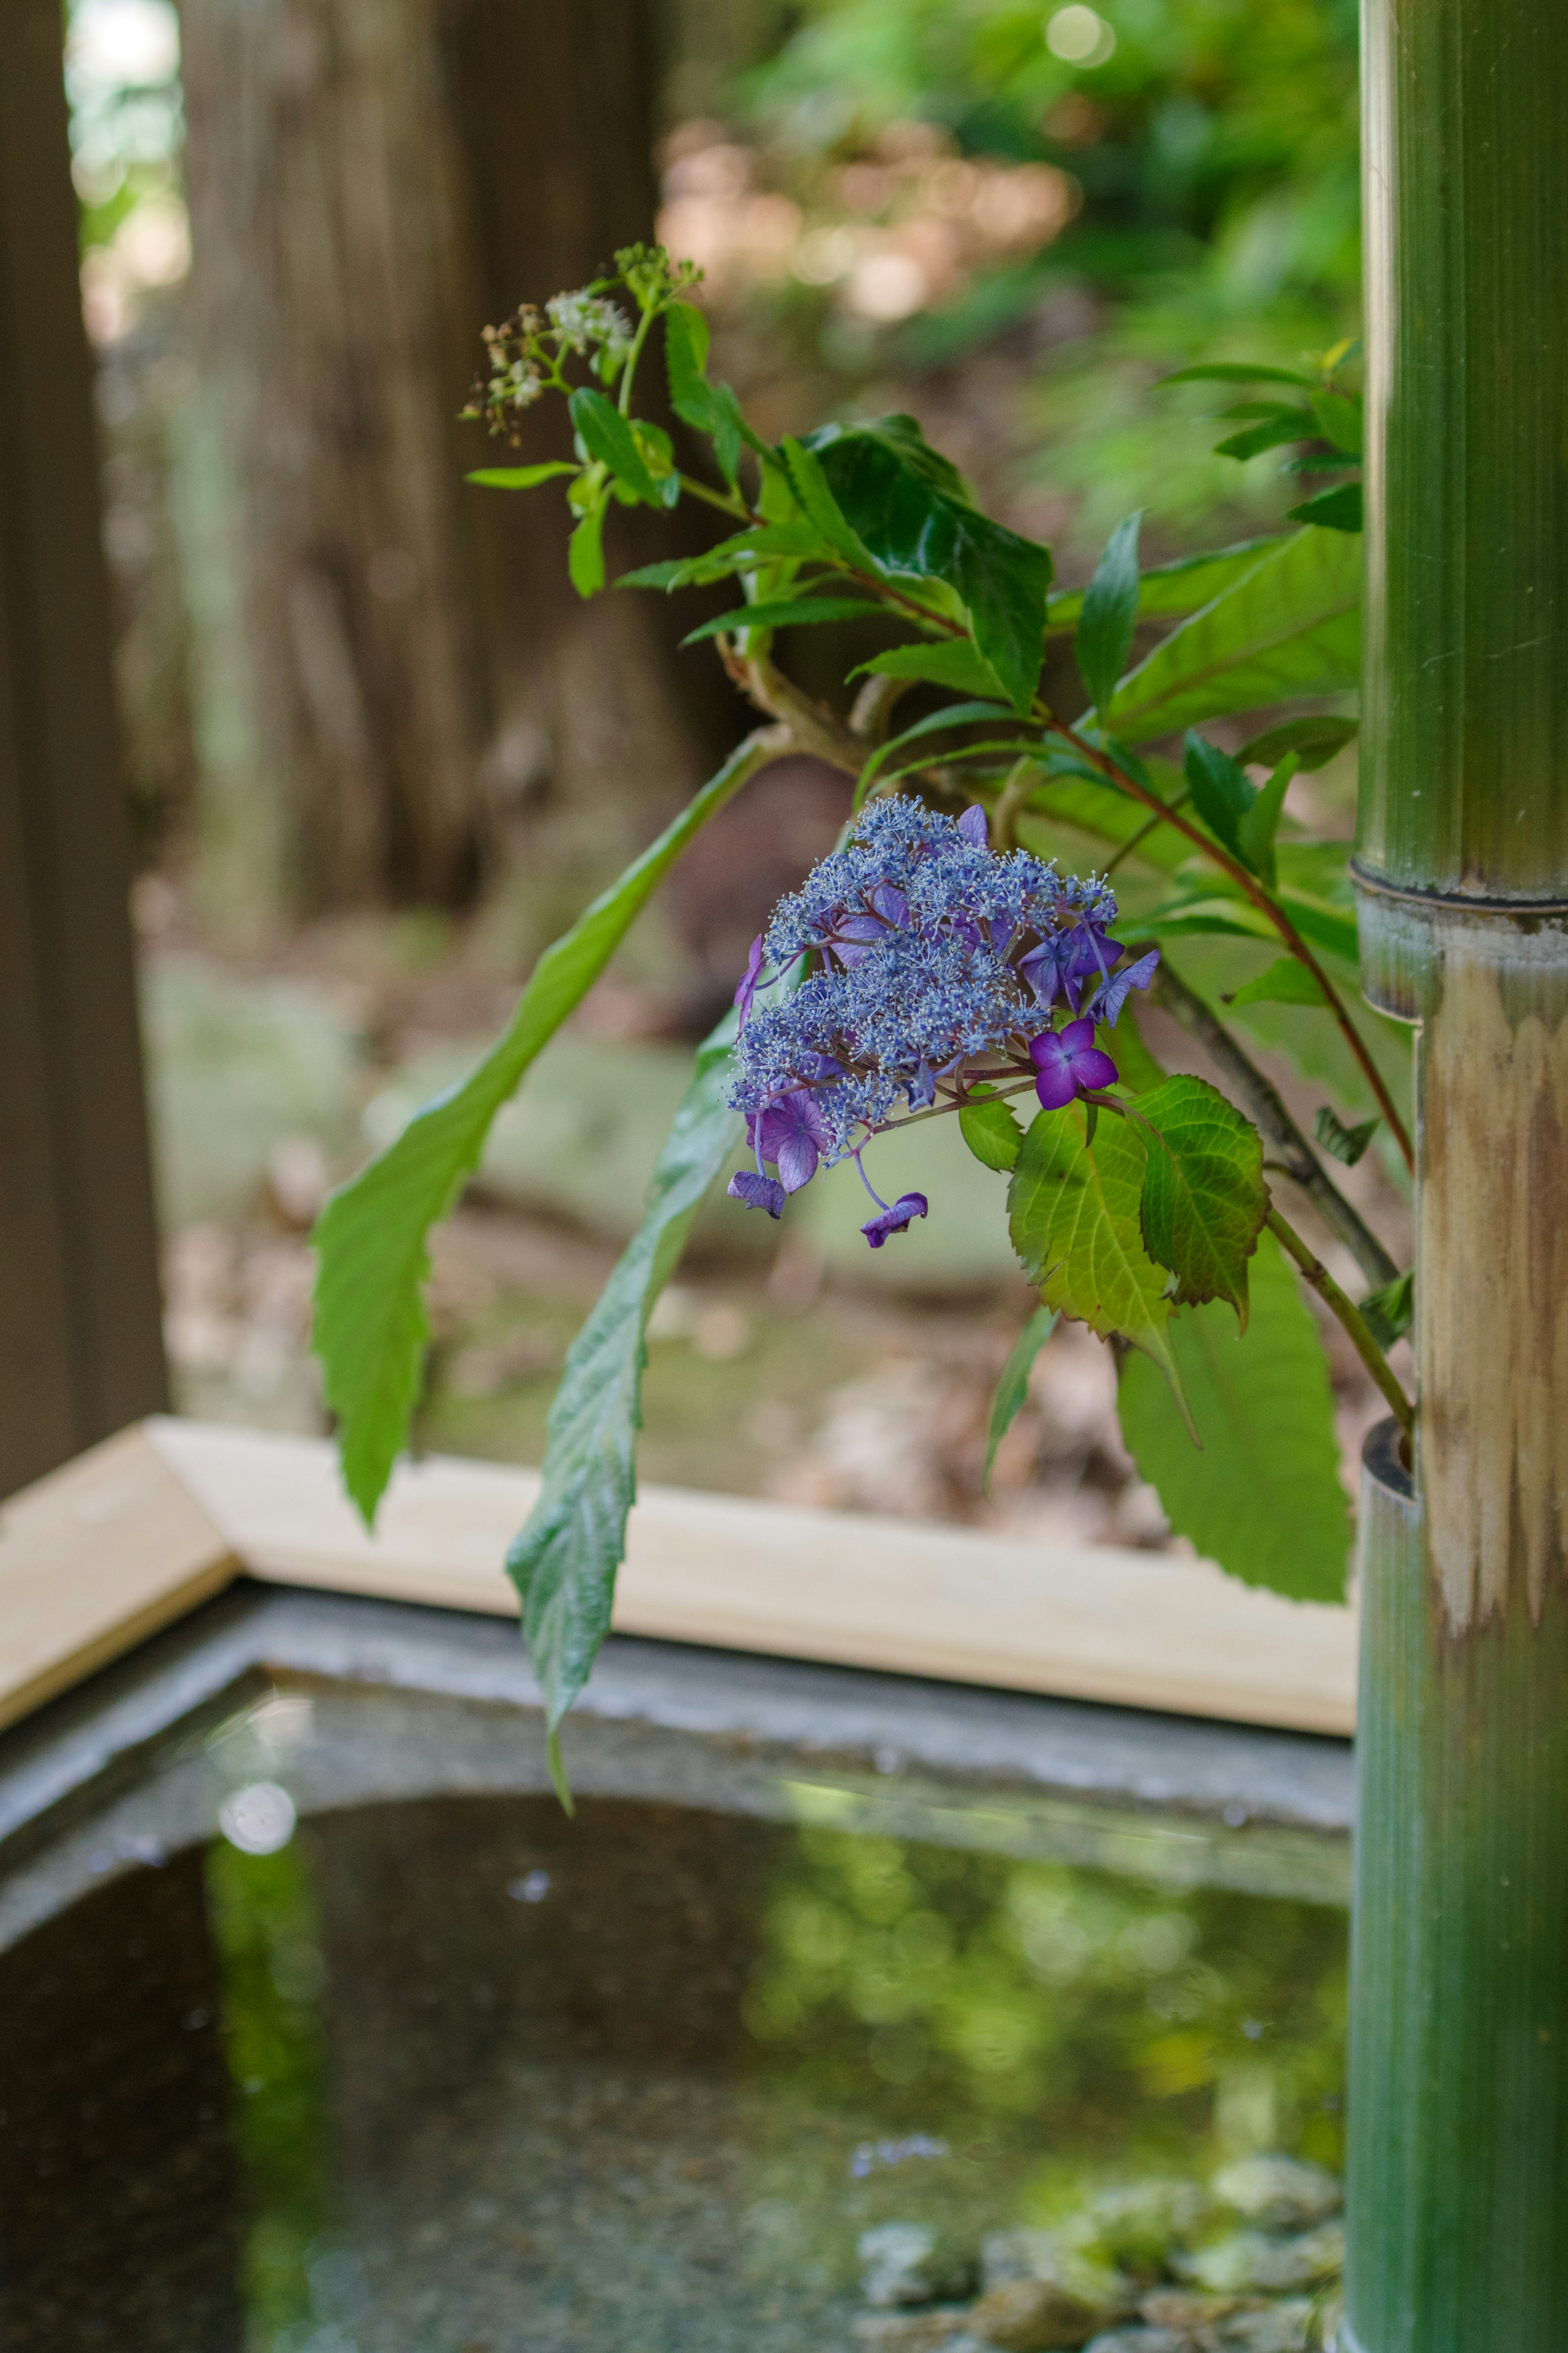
[0,1415,1356,1744]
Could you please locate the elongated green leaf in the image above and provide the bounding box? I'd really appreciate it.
[960,1093,1027,1172]
[664,301,762,485]
[804,417,1053,714]
[1235,716,1357,772]
[853,638,1010,698]
[1183,732,1255,863]
[1076,512,1142,715]
[467,462,579,489]
[1047,535,1285,633]
[1225,957,1327,1010]
[1286,482,1362,533]
[984,1304,1057,1489]
[1310,391,1363,456]
[1214,410,1313,462]
[781,436,880,573]
[508,1012,743,1800]
[618,522,826,595]
[568,506,606,596]
[1361,1270,1413,1349]
[682,595,884,645]
[1236,753,1298,886]
[1108,528,1360,744]
[860,699,1020,791]
[311,732,773,1523]
[1117,1227,1351,1601]
[1314,1104,1380,1166]
[1134,1075,1267,1328]
[1160,364,1316,390]
[568,386,678,510]
[1007,1102,1190,1423]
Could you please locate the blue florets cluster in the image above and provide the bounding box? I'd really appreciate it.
[726,798,1158,1243]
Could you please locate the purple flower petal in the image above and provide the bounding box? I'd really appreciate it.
[861,1192,929,1249]
[1069,1044,1120,1091]
[1058,1017,1097,1055]
[728,1171,786,1218]
[757,1088,831,1193]
[1030,1020,1118,1106]
[733,934,766,1024]
[1096,947,1160,1027]
[1033,1061,1080,1112]
[957,805,989,848]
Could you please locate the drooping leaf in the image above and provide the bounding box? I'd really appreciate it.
[467,462,580,489]
[568,506,606,596]
[1183,732,1256,863]
[664,302,763,486]
[1214,409,1315,462]
[960,1093,1027,1172]
[1225,957,1327,1010]
[568,386,678,510]
[1117,1227,1351,1601]
[984,1304,1057,1489]
[1075,511,1143,716]
[1007,1101,1191,1425]
[1107,527,1360,744]
[1134,1075,1267,1328]
[682,595,886,645]
[804,416,1053,714]
[852,638,1010,699]
[507,1012,743,1801]
[618,521,827,595]
[1234,715,1357,772]
[1314,1104,1380,1166]
[311,732,770,1523]
[1047,535,1286,633]
[1235,752,1298,886]
[1360,1269,1414,1349]
[1286,482,1363,533]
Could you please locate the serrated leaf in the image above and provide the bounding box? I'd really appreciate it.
[781,436,880,573]
[1286,482,1362,533]
[1235,716,1357,772]
[466,462,579,489]
[311,733,768,1523]
[960,1093,1026,1172]
[1360,1269,1413,1349]
[507,1011,743,1797]
[1225,957,1327,1010]
[1076,511,1142,715]
[568,386,677,509]
[1007,1101,1192,1427]
[1047,535,1286,633]
[1117,1227,1351,1601]
[1314,1104,1380,1166]
[681,595,886,645]
[1183,732,1255,863]
[804,416,1053,714]
[853,639,1010,698]
[984,1304,1057,1488]
[1107,528,1360,744]
[1134,1075,1267,1327]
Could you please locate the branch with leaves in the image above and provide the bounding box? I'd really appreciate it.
[312,247,1412,1784]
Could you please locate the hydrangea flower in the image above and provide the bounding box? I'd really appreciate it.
[726,796,1157,1244]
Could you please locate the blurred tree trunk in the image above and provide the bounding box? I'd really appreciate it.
[178,0,732,932]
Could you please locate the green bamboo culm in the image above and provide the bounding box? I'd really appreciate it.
[1349,0,1568,2347]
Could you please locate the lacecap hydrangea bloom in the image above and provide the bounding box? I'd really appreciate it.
[726,798,1158,1246]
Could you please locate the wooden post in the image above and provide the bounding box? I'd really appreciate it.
[1348,0,1568,2343]
[0,0,168,1496]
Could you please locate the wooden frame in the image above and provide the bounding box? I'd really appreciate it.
[0,1415,1356,1744]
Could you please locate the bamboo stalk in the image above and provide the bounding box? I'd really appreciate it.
[1348,1,1568,2344]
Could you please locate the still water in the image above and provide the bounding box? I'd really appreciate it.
[0,1790,1345,2352]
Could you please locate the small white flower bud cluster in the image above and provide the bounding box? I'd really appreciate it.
[545,292,634,361]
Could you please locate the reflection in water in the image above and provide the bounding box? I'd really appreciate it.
[0,1795,1345,2351]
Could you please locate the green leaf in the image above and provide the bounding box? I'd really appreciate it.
[780,436,881,573]
[1007,1101,1192,1427]
[852,638,1010,698]
[568,386,678,510]
[568,506,606,596]
[1047,535,1286,633]
[1134,1075,1267,1329]
[617,521,827,595]
[1160,364,1317,389]
[507,1012,743,1799]
[1107,527,1361,745]
[984,1304,1057,1489]
[1214,410,1314,462]
[664,301,762,485]
[1235,752,1298,887]
[1360,1270,1413,1349]
[1076,512,1143,715]
[1183,732,1256,863]
[1314,1104,1380,1166]
[960,1093,1027,1172]
[1225,957,1327,1010]
[804,416,1053,714]
[466,462,580,489]
[1101,1005,1166,1094]
[1234,716,1357,772]
[1117,1227,1351,1601]
[859,699,1022,792]
[311,732,769,1523]
[681,595,886,645]
[1286,482,1363,533]
[1310,390,1363,456]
